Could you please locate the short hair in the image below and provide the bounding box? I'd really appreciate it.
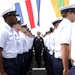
[37,31,41,35]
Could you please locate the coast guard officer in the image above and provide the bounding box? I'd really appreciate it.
[44,28,54,75]
[54,4,75,75]
[12,17,24,75]
[24,30,34,75]
[49,18,62,75]
[33,31,45,68]
[48,27,55,75]
[20,24,30,75]
[0,4,19,75]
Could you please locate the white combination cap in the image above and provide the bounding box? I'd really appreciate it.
[1,4,19,17]
[52,18,62,25]
[59,4,75,14]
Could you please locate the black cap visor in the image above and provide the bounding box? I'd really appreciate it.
[3,11,19,18]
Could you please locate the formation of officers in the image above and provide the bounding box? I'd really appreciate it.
[0,3,75,75]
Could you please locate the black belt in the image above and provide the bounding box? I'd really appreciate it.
[17,54,23,56]
[3,58,17,60]
[23,52,28,54]
[55,58,62,61]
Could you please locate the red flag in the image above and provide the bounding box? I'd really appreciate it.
[25,0,35,29]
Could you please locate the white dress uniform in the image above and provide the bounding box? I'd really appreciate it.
[13,31,23,54]
[21,34,33,75]
[0,23,17,58]
[54,18,72,59]
[25,36,33,52]
[44,34,51,50]
[28,37,34,50]
[19,31,28,53]
[48,32,55,55]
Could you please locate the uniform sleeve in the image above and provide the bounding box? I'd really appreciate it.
[0,29,8,48]
[59,26,72,45]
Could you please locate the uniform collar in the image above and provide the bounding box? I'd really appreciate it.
[5,23,13,32]
[37,36,40,38]
[63,18,72,23]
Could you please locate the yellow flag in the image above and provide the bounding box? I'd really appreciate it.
[51,0,69,17]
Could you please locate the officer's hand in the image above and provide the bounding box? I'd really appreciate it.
[63,69,69,75]
[42,47,44,50]
[32,47,35,50]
